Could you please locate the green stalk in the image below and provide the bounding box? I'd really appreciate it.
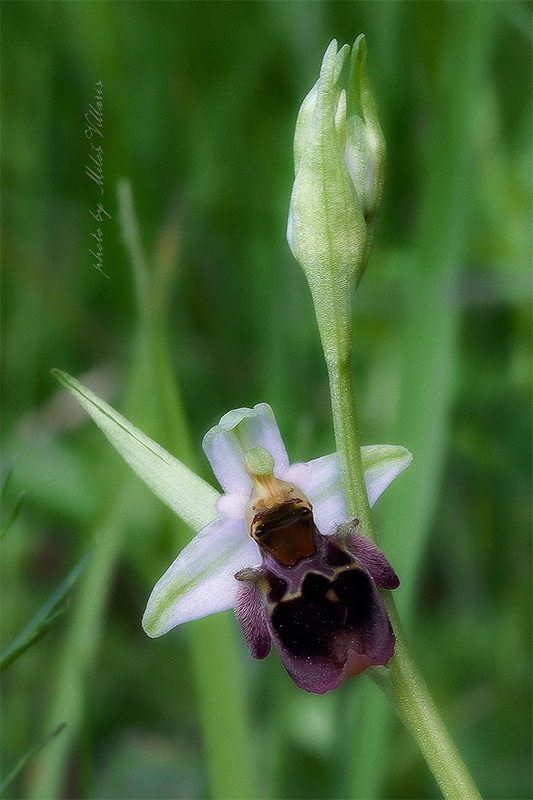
[326,354,373,535]
[289,23,484,790]
[371,601,482,800]
[328,346,481,800]
[323,12,490,782]
[327,7,492,798]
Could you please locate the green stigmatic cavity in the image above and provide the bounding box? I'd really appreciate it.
[245,447,275,476]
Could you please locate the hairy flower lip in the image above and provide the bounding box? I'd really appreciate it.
[235,521,400,693]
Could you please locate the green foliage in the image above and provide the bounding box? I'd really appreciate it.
[1,460,24,542]
[0,724,66,797]
[0,550,92,672]
[0,464,91,795]
[1,2,531,799]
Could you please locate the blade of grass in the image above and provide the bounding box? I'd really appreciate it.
[380,0,493,625]
[0,492,25,542]
[0,724,66,797]
[27,479,134,799]
[0,550,92,672]
[0,459,25,541]
[1,458,16,497]
[118,180,256,800]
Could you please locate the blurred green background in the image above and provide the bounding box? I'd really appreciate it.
[1,2,531,799]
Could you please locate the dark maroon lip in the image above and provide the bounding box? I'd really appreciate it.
[235,522,400,693]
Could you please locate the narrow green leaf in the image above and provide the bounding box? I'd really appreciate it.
[0,723,66,796]
[51,370,220,533]
[0,551,92,672]
[117,179,150,321]
[0,491,25,542]
[1,458,16,498]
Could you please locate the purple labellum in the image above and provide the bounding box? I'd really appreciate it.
[236,502,399,694]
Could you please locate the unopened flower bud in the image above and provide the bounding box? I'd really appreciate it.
[344,35,386,252]
[287,36,385,362]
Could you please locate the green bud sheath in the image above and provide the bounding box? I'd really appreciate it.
[287,37,385,364]
[288,41,365,363]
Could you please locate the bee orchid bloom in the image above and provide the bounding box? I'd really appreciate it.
[143,403,410,694]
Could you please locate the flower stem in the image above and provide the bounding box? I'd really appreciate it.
[372,599,482,800]
[326,355,373,536]
[327,349,481,799]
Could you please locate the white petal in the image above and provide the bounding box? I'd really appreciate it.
[217,493,248,520]
[361,445,412,508]
[281,462,311,490]
[142,516,261,637]
[303,445,412,534]
[202,403,289,495]
[304,453,347,535]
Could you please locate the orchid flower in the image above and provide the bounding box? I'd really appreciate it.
[142,403,410,694]
[52,372,410,694]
